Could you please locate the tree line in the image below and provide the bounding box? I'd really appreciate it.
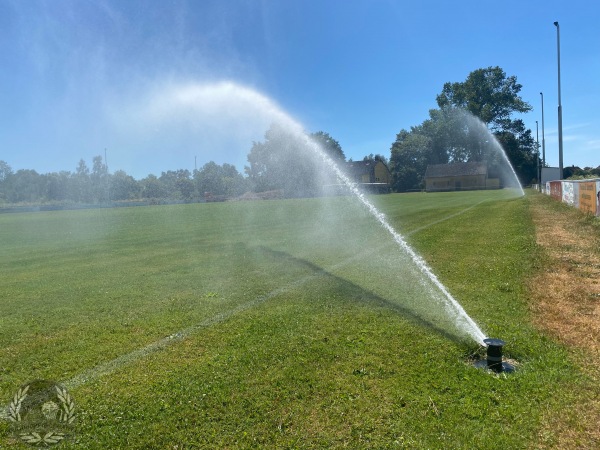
[3,66,596,205]
[0,157,247,205]
[0,130,350,205]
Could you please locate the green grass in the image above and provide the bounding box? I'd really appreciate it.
[0,190,585,448]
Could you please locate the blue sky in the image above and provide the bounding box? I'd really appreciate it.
[1,0,598,180]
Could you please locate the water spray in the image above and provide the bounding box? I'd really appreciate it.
[302,136,488,345]
[142,82,526,346]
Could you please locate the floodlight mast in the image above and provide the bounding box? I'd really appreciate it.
[540,92,546,166]
[554,21,563,180]
[536,121,540,191]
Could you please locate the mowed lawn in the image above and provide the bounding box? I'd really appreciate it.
[0,190,585,448]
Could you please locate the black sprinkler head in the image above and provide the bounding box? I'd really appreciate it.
[482,338,515,373]
[483,338,505,373]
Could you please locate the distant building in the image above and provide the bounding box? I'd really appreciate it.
[424,162,496,192]
[323,160,391,195]
[345,160,391,193]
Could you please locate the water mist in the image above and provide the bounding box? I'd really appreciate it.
[132,81,494,345]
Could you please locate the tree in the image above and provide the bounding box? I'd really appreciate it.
[141,174,166,200]
[310,131,345,162]
[44,171,70,202]
[159,169,195,201]
[245,124,340,197]
[0,160,12,183]
[424,108,472,163]
[362,153,389,165]
[176,176,196,202]
[219,163,247,197]
[91,155,109,203]
[0,161,13,203]
[436,66,532,131]
[563,165,600,180]
[494,119,537,185]
[195,162,222,196]
[72,159,92,202]
[7,169,44,203]
[194,162,246,198]
[389,109,474,191]
[110,170,140,200]
[390,130,433,192]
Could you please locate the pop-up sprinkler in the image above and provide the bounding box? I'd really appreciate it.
[480,338,515,373]
[483,338,504,372]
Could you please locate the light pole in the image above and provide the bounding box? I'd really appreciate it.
[540,92,546,166]
[554,21,563,180]
[105,148,110,202]
[536,121,540,191]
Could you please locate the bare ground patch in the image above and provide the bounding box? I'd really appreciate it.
[528,193,600,449]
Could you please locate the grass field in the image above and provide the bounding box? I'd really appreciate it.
[0,190,588,448]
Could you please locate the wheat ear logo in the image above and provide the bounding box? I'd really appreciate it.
[7,380,75,447]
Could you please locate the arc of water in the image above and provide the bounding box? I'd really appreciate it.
[130,82,490,343]
[297,131,488,345]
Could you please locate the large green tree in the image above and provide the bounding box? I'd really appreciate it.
[159,169,196,201]
[194,162,246,198]
[436,66,532,130]
[390,129,434,192]
[140,174,167,200]
[310,131,345,162]
[245,125,342,197]
[110,170,140,200]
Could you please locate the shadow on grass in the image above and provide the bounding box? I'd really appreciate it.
[254,244,476,347]
[56,241,479,391]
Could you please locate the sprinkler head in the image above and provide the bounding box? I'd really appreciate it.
[483,338,505,373]
[481,338,515,373]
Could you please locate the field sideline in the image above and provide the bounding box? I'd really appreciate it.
[0,190,590,448]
